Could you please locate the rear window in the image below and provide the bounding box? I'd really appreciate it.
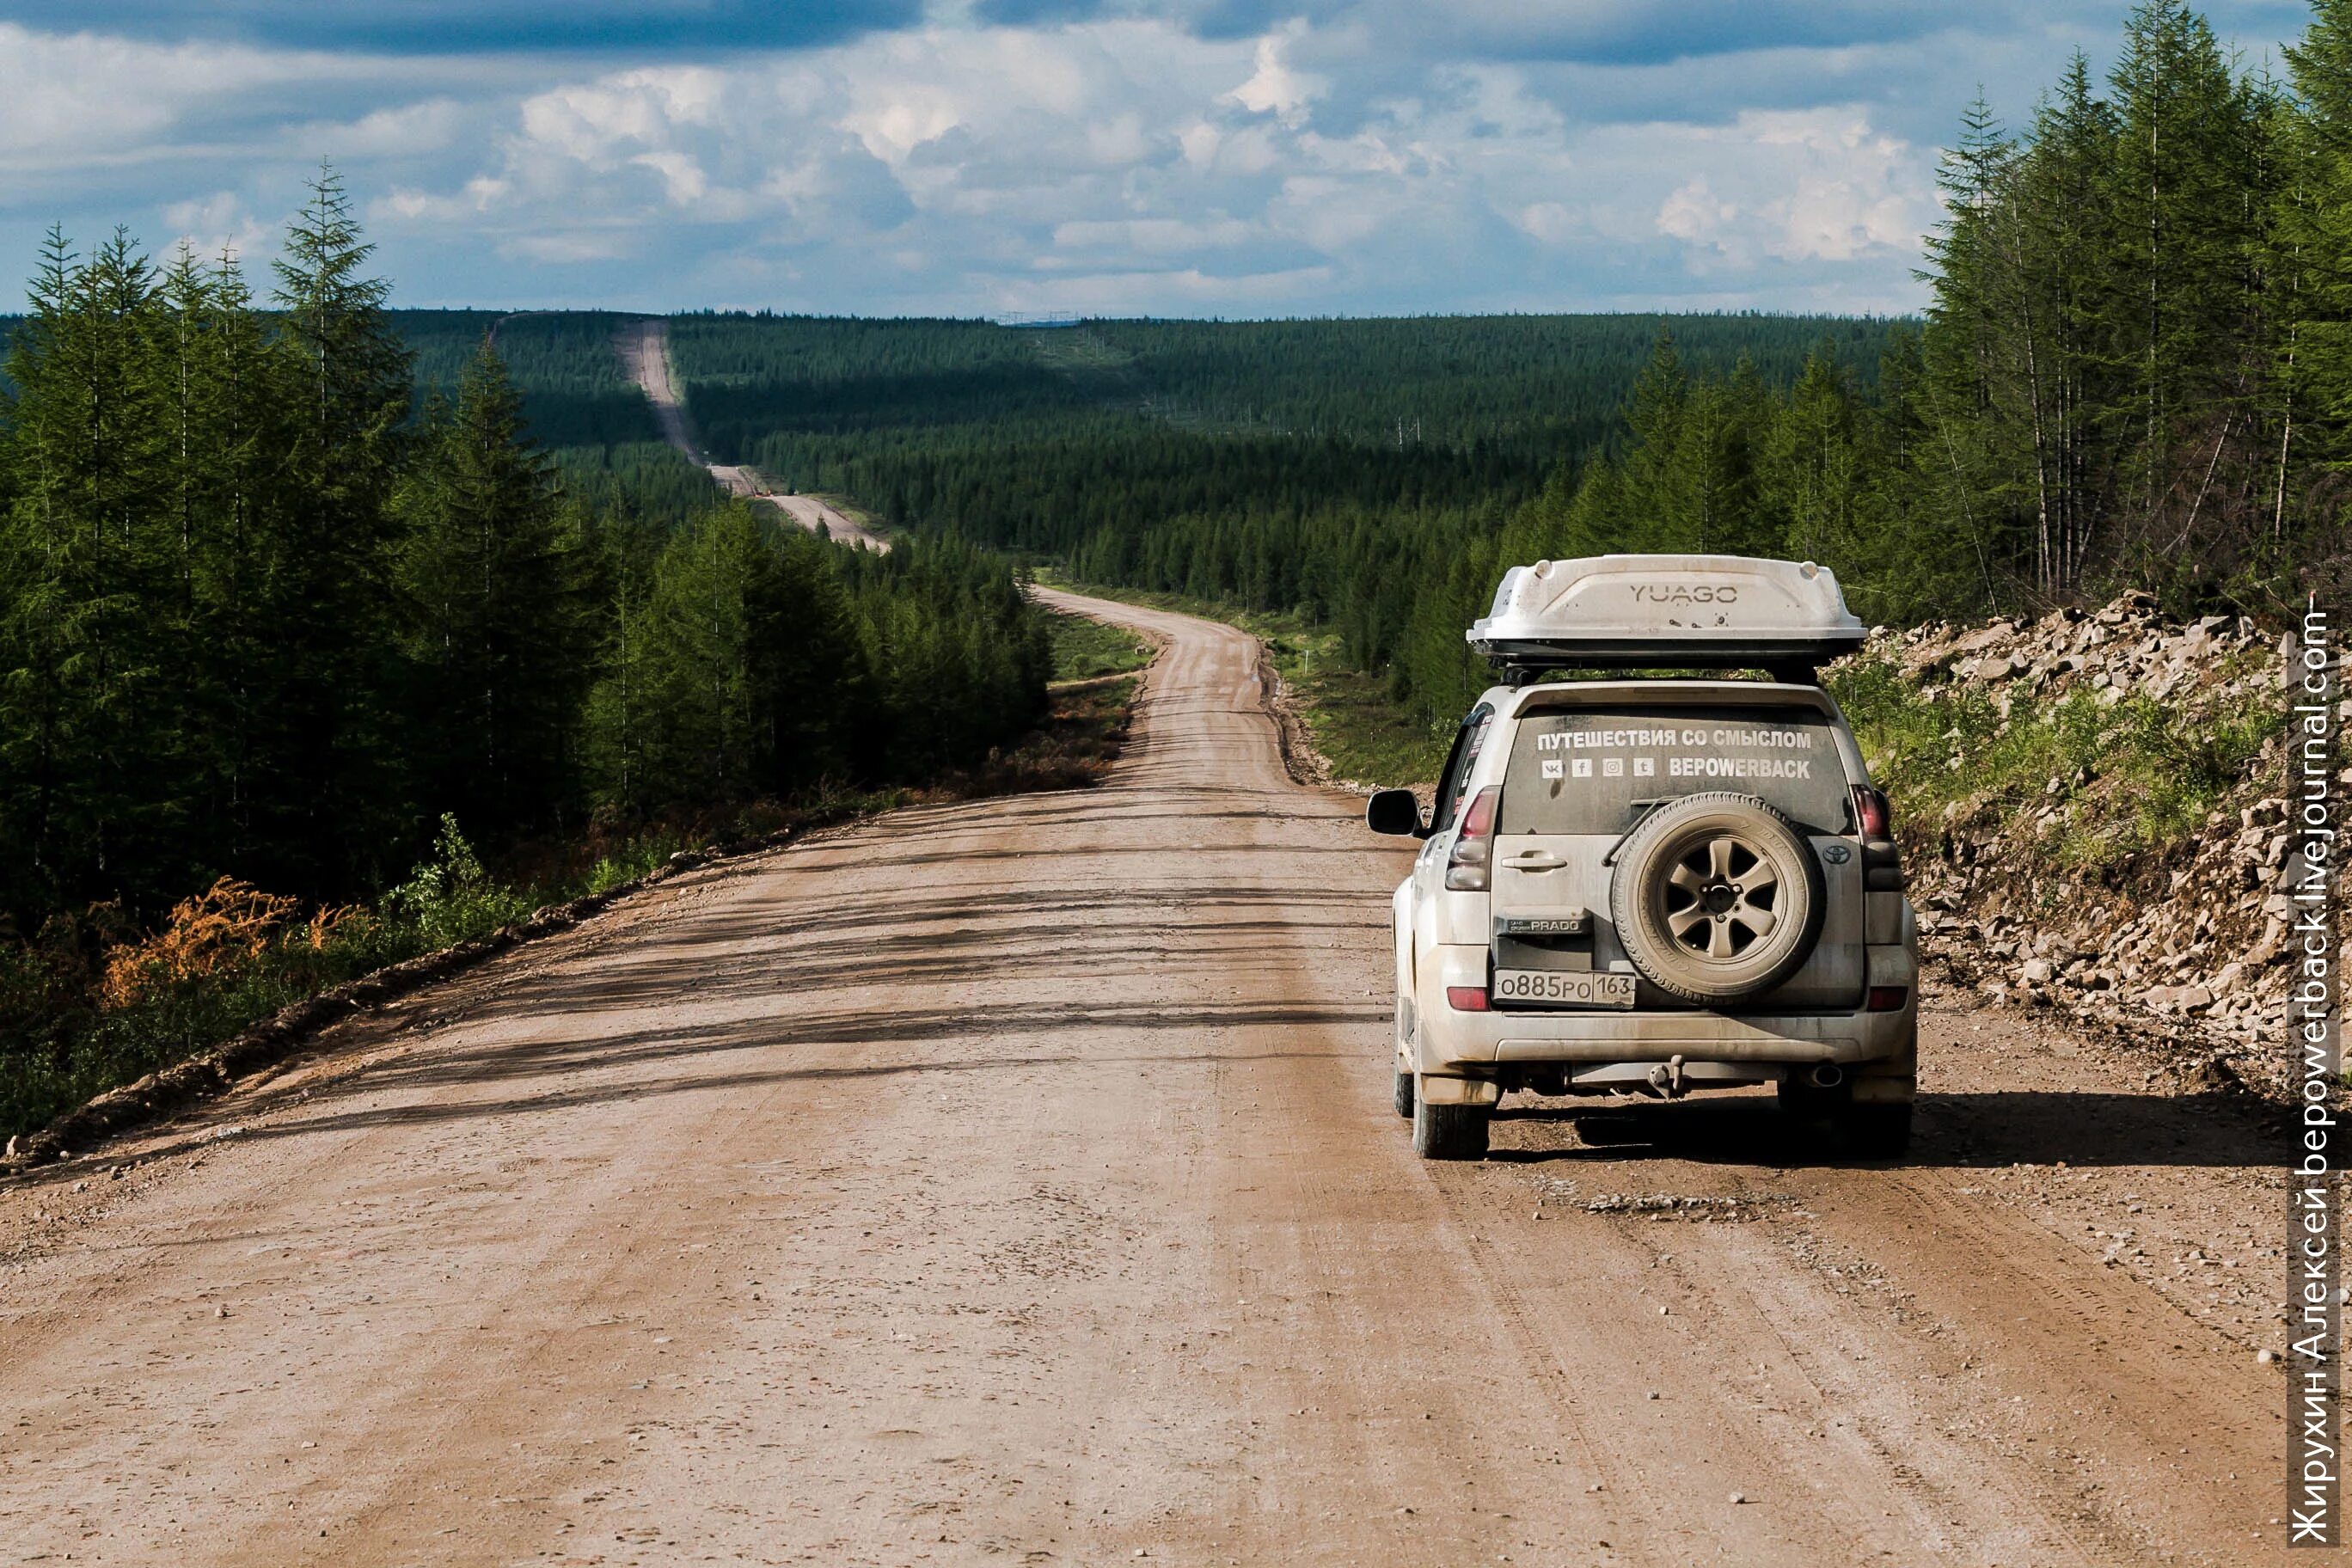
[1498,707,1853,836]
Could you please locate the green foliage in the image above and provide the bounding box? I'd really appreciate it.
[1916,3,2343,610]
[404,310,662,445]
[646,309,1945,750]
[579,513,1048,817]
[0,185,1056,928]
[384,814,536,949]
[667,310,1890,467]
[1047,612,1152,681]
[397,340,598,837]
[0,906,420,1143]
[1828,655,2283,871]
[395,309,721,531]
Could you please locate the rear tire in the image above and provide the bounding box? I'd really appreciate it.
[1393,1069,1415,1120]
[1412,1090,1489,1161]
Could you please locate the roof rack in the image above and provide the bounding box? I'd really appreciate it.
[1467,554,1866,680]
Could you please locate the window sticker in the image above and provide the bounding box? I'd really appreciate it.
[1501,708,1853,836]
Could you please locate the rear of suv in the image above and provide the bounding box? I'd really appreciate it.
[1366,554,1916,1161]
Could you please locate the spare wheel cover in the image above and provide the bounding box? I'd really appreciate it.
[1609,792,1827,1005]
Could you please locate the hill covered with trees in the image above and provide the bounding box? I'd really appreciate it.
[657,309,1900,727]
[396,309,718,528]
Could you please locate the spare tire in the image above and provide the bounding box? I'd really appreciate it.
[1609,792,1826,1005]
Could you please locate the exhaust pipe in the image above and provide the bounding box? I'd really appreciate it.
[1807,1063,1846,1090]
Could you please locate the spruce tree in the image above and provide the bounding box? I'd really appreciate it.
[262,164,413,891]
[2109,3,2259,549]
[399,338,591,835]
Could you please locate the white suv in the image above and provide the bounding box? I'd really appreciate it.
[1366,555,1918,1161]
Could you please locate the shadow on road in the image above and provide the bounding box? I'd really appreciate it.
[1486,1088,2282,1170]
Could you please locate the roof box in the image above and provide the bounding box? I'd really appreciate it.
[1467,554,1866,670]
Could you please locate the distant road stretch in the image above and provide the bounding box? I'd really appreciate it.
[615,316,890,553]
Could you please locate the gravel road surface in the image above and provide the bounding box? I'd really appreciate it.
[0,589,2288,1565]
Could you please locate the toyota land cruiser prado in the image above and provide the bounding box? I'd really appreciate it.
[1364,554,1918,1161]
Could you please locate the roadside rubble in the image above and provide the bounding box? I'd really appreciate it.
[1843,592,2345,1107]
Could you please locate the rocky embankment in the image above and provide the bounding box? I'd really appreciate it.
[1843,592,2342,1106]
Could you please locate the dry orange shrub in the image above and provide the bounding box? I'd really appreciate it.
[98,878,345,1009]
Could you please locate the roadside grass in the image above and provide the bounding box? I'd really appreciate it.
[1046,609,1154,682]
[1036,571,1452,787]
[807,490,883,532]
[1827,648,2282,873]
[0,671,1148,1149]
[938,678,1138,796]
[0,805,852,1147]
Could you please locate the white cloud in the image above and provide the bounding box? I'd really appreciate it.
[500,230,637,263]
[0,25,296,163]
[333,21,1936,312]
[1225,23,1327,129]
[291,99,469,161]
[1052,216,1256,254]
[1643,110,1932,272]
[1656,176,1736,248]
[159,192,273,264]
[0,2,2170,315]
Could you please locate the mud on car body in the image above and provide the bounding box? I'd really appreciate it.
[1365,554,1917,1161]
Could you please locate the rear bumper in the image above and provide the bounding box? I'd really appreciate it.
[1414,943,1917,1070]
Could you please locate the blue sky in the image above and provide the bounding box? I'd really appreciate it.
[0,0,2317,316]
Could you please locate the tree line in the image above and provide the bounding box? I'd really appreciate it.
[0,171,1051,935]
[666,309,1890,469]
[652,309,1890,739]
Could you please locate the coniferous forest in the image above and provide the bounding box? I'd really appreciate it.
[0,173,1050,949]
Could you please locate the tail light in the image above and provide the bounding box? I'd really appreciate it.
[1865,986,1909,1012]
[1443,787,1501,891]
[1446,986,1491,1012]
[1852,785,1892,841]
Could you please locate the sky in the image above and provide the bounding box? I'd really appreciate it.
[0,0,2318,318]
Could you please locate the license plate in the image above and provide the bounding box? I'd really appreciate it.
[1490,969,1637,1009]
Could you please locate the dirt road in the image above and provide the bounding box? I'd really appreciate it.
[0,590,2290,1565]
[613,316,890,552]
[611,317,697,461]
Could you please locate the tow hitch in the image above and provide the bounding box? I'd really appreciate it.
[1642,1054,1688,1099]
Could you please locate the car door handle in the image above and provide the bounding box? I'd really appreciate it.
[1504,852,1566,871]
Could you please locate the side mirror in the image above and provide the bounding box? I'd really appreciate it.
[1365,788,1424,837]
